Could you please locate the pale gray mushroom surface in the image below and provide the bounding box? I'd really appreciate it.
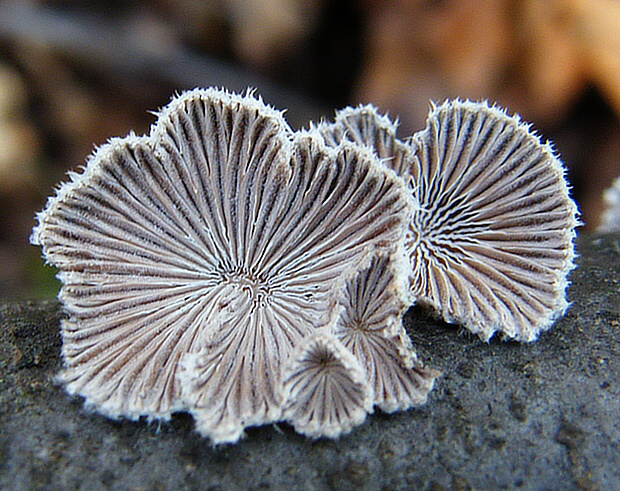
[319,100,579,342]
[279,331,374,439]
[317,104,412,175]
[277,251,441,437]
[31,88,416,443]
[408,101,579,341]
[332,253,439,413]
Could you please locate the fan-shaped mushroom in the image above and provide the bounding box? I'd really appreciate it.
[408,100,579,341]
[319,100,579,341]
[280,331,373,438]
[318,104,411,175]
[333,253,439,412]
[31,88,413,442]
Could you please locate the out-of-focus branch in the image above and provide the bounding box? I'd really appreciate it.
[0,0,328,129]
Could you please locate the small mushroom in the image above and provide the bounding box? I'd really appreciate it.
[598,177,620,233]
[280,331,373,439]
[318,104,411,175]
[31,88,413,441]
[333,253,439,412]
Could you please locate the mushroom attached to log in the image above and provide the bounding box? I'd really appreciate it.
[320,100,579,342]
[32,88,415,443]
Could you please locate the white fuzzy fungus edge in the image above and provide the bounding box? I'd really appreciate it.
[407,99,579,341]
[31,87,418,442]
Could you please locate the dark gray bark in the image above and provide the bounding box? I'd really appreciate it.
[1,233,619,491]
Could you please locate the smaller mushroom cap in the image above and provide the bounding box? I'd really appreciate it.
[317,104,411,175]
[280,331,373,439]
[333,253,440,412]
[318,100,580,341]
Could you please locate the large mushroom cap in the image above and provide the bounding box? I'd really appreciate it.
[31,88,414,442]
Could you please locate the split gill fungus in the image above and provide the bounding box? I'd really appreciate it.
[32,88,578,443]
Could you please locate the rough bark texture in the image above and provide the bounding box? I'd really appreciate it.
[1,233,619,491]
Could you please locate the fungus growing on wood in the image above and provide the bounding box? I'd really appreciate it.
[31,86,579,443]
[31,88,414,442]
[333,253,439,412]
[320,101,579,341]
[280,331,373,439]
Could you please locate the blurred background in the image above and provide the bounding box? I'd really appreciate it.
[1,0,620,300]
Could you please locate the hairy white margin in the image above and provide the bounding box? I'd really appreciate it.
[31,87,420,443]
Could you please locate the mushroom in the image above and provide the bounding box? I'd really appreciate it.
[280,331,373,439]
[319,101,579,341]
[332,253,439,412]
[598,176,620,233]
[32,86,578,443]
[279,252,439,438]
[408,100,579,341]
[317,104,411,175]
[31,88,413,442]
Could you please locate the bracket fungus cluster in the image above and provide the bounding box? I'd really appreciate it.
[32,88,578,443]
